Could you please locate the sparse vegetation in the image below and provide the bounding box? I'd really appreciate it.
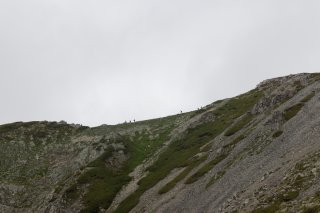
[294,80,304,91]
[311,73,320,83]
[158,154,208,194]
[201,142,213,152]
[206,170,226,188]
[251,190,299,213]
[185,153,228,184]
[251,203,280,213]
[315,191,320,200]
[301,91,316,103]
[279,190,299,202]
[64,184,80,204]
[283,92,316,121]
[283,103,304,121]
[224,114,254,136]
[223,134,246,149]
[272,131,283,138]
[302,205,320,213]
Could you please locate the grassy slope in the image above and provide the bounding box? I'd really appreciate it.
[64,114,184,213]
[114,89,264,213]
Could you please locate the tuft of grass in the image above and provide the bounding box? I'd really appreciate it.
[302,205,320,213]
[200,143,212,152]
[224,114,254,136]
[64,184,80,204]
[206,170,226,188]
[185,154,228,184]
[301,92,315,103]
[252,190,299,213]
[311,73,320,83]
[294,80,304,91]
[278,190,299,202]
[283,103,304,121]
[158,154,208,194]
[223,135,246,149]
[315,191,320,200]
[283,92,316,121]
[293,174,307,188]
[251,203,280,213]
[272,131,283,138]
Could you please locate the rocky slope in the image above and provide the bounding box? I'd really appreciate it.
[1,73,320,213]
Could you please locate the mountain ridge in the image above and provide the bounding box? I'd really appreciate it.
[1,72,320,213]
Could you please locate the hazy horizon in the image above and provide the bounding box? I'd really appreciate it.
[1,1,320,126]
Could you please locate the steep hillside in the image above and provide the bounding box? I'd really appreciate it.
[1,73,320,213]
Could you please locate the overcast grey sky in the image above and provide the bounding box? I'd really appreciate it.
[1,0,320,126]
